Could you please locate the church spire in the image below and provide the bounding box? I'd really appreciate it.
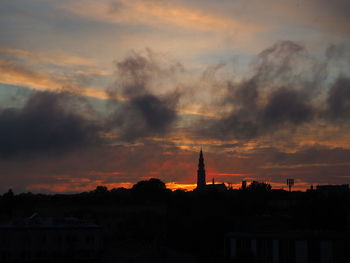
[197,148,206,190]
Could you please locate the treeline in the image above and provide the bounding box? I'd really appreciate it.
[0,179,273,205]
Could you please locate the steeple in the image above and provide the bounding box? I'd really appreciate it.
[197,148,206,189]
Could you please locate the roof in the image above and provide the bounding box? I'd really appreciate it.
[225,230,350,239]
[205,183,227,192]
[0,214,100,229]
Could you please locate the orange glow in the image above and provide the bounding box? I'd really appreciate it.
[0,59,109,100]
[208,172,252,177]
[27,181,134,193]
[27,179,315,193]
[88,171,122,176]
[166,182,197,191]
[0,46,95,66]
[268,180,313,192]
[65,0,264,34]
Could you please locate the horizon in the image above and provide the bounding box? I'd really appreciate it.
[2,172,341,195]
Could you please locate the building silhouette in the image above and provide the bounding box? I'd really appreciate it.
[197,148,206,190]
[225,231,350,263]
[316,184,349,193]
[196,149,226,192]
[0,214,102,262]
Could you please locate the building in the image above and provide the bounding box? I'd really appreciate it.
[0,214,102,262]
[316,184,349,194]
[197,148,206,190]
[225,231,350,263]
[196,149,226,192]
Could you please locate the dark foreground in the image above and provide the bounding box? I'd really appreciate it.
[1,179,349,263]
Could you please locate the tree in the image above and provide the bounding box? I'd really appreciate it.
[246,181,271,192]
[3,188,14,199]
[94,185,108,194]
[132,178,168,201]
[132,178,166,192]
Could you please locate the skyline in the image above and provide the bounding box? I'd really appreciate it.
[1,0,350,193]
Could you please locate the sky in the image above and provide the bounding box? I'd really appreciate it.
[0,0,350,193]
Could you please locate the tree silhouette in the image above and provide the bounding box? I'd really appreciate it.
[246,181,272,192]
[132,178,168,201]
[132,178,166,192]
[94,185,108,194]
[3,189,14,199]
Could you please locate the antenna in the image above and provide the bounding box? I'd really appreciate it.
[287,179,294,192]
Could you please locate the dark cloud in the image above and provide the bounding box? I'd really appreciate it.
[251,145,350,185]
[203,87,313,140]
[262,88,313,126]
[326,77,350,121]
[0,91,100,158]
[107,50,182,141]
[0,49,183,159]
[111,49,184,98]
[109,94,178,140]
[197,41,349,141]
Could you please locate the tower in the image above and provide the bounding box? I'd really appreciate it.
[197,148,206,190]
[287,178,294,192]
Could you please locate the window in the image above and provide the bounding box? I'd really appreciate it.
[279,239,295,263]
[308,239,320,262]
[257,238,273,262]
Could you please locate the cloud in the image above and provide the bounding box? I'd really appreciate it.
[0,91,101,158]
[1,41,349,152]
[109,94,179,141]
[214,0,350,36]
[0,127,349,193]
[0,142,199,193]
[0,46,110,99]
[0,46,95,67]
[0,59,62,91]
[0,58,108,100]
[261,88,313,127]
[63,0,264,34]
[254,145,350,185]
[326,77,350,121]
[195,41,350,141]
[0,49,187,148]
[107,50,182,141]
[295,0,350,35]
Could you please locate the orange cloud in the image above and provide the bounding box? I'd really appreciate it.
[0,59,108,100]
[0,46,112,100]
[64,0,264,34]
[88,171,122,176]
[0,46,95,67]
[0,59,62,90]
[1,139,348,193]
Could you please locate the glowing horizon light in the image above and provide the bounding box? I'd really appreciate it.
[165,182,197,191]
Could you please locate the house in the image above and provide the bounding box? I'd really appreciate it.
[225,231,349,263]
[0,214,102,262]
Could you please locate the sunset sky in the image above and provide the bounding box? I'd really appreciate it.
[1,0,350,193]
